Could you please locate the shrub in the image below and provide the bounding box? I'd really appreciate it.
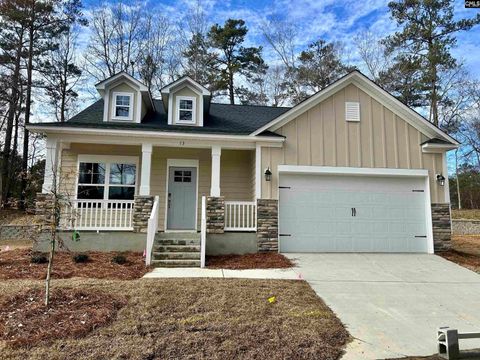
[31,254,48,264]
[112,254,127,265]
[73,253,89,263]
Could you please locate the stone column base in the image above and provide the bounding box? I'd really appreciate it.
[133,196,154,233]
[256,199,278,252]
[207,196,225,233]
[432,203,452,252]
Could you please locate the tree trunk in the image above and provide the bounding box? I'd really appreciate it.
[455,149,461,209]
[1,31,24,207]
[20,12,35,209]
[228,69,234,104]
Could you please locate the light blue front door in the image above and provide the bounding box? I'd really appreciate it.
[167,167,197,230]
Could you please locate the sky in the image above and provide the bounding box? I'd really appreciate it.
[78,0,480,78]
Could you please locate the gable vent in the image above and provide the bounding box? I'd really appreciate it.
[345,102,360,122]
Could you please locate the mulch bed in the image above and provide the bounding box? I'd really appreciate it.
[207,252,294,269]
[0,249,150,280]
[439,249,480,273]
[0,288,126,348]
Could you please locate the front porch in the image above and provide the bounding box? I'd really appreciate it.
[37,138,280,264]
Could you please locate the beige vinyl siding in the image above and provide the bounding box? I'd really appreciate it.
[59,144,255,231]
[220,150,255,201]
[59,143,141,197]
[171,86,202,126]
[261,83,445,203]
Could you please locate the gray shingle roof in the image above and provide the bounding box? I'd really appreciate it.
[35,99,290,136]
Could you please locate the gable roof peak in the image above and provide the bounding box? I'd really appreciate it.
[160,75,211,96]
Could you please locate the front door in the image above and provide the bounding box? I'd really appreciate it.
[167,166,197,230]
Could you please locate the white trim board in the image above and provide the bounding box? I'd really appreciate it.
[278,165,429,178]
[251,71,458,146]
[28,126,285,147]
[164,159,199,232]
[277,164,434,254]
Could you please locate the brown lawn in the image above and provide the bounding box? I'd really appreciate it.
[207,252,294,269]
[451,209,480,220]
[0,278,349,360]
[438,235,480,273]
[0,249,150,280]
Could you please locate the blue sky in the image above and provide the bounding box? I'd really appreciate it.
[79,0,480,78]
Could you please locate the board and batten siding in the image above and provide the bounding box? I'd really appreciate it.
[261,83,445,203]
[58,144,255,231]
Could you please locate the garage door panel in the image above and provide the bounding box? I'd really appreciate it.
[279,173,429,253]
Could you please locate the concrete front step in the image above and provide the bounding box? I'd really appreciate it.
[155,232,200,240]
[155,239,200,246]
[153,252,200,260]
[151,259,201,268]
[154,245,200,252]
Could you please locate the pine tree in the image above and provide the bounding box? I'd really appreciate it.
[384,0,480,126]
[207,19,267,104]
[294,39,353,103]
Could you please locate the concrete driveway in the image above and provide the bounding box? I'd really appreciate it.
[285,254,480,359]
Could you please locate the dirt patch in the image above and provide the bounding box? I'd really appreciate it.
[207,252,294,269]
[0,249,150,280]
[0,278,349,359]
[0,210,37,226]
[437,235,480,273]
[0,288,126,348]
[452,209,480,220]
[451,235,480,256]
[439,249,480,273]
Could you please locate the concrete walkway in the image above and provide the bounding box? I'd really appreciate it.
[143,267,300,280]
[285,253,480,359]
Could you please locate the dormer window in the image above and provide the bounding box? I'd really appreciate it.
[112,92,133,121]
[177,96,196,124]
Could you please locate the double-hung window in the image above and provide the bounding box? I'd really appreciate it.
[112,92,133,121]
[176,96,196,124]
[77,156,137,202]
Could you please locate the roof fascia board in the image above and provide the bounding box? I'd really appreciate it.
[27,125,285,145]
[96,72,148,92]
[350,76,458,145]
[41,133,283,151]
[161,76,210,96]
[250,73,356,135]
[251,71,457,145]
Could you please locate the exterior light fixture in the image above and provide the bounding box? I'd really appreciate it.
[436,174,446,186]
[264,167,272,182]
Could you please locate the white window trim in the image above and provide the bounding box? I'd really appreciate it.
[176,96,196,124]
[111,92,134,121]
[75,155,139,201]
[164,159,199,232]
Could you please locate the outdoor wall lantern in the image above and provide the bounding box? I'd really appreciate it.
[264,167,272,182]
[436,174,446,186]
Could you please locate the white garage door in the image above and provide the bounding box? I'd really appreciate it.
[279,173,430,253]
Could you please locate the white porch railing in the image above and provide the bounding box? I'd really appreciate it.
[200,196,207,268]
[60,199,135,231]
[146,196,160,266]
[224,201,257,231]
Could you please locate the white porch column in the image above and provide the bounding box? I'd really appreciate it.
[255,144,262,199]
[42,138,58,193]
[210,145,221,197]
[139,143,153,195]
